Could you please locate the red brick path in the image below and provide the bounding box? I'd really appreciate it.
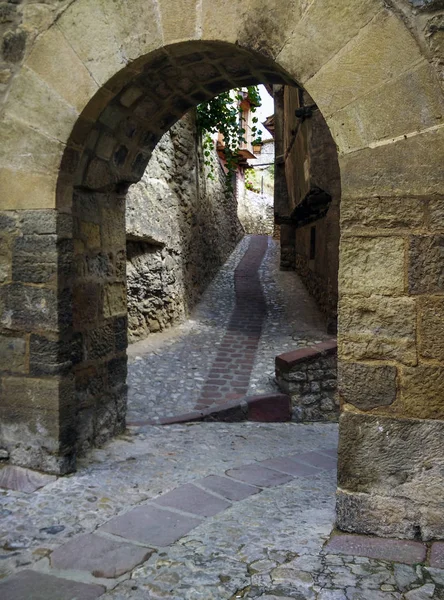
[195,235,269,409]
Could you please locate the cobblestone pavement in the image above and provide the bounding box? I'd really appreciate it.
[2,422,444,599]
[126,237,250,422]
[249,238,328,397]
[127,235,328,422]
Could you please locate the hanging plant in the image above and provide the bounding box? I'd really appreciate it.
[197,86,262,193]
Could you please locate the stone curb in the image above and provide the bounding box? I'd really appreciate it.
[324,530,428,566]
[275,338,337,372]
[127,393,291,426]
[275,339,339,423]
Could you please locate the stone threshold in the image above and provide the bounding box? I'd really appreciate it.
[126,392,292,426]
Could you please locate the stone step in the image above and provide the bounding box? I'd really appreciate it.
[0,570,104,600]
[324,533,427,565]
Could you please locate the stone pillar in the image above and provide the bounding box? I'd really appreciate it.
[337,187,444,541]
[71,190,128,456]
[0,209,77,474]
[0,191,128,474]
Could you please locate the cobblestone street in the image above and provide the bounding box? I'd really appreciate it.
[2,422,444,599]
[127,235,328,422]
[2,235,444,598]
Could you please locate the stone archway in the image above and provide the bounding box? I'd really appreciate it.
[0,0,443,540]
[64,41,297,463]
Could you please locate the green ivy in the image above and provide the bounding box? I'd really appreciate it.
[196,86,262,193]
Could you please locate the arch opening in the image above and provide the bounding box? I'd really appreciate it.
[58,41,296,199]
[55,41,312,463]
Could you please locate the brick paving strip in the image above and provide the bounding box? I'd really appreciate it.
[195,234,269,409]
[2,445,442,598]
[131,339,341,426]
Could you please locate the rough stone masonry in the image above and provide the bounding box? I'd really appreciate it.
[126,111,243,341]
[276,340,338,422]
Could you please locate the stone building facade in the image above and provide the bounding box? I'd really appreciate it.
[0,0,444,543]
[126,112,242,341]
[275,86,341,330]
[254,138,275,167]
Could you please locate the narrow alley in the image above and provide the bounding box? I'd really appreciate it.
[127,234,328,423]
[1,236,444,599]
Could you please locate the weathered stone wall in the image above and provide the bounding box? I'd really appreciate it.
[273,85,294,270]
[333,0,444,540]
[276,341,338,422]
[283,87,341,327]
[126,112,243,341]
[237,189,274,235]
[0,209,78,474]
[0,1,74,101]
[71,189,128,457]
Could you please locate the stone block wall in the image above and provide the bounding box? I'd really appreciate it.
[336,192,444,540]
[0,108,242,471]
[275,340,338,422]
[126,112,243,341]
[0,2,52,94]
[283,87,341,327]
[70,189,128,456]
[0,209,77,474]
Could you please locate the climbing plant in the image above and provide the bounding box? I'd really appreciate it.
[245,168,261,194]
[196,86,262,193]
